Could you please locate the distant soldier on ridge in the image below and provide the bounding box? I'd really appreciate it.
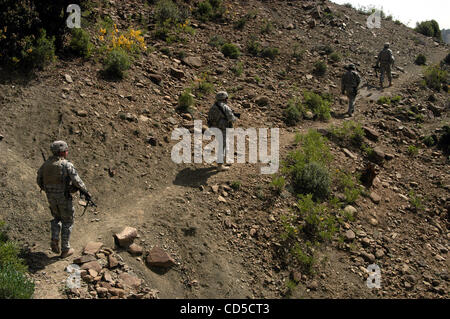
[37,141,92,258]
[341,63,361,117]
[377,43,395,88]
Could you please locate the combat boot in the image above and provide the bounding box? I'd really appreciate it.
[51,239,60,254]
[60,248,74,258]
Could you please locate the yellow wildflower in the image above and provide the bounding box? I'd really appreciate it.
[99,35,104,41]
[100,28,106,34]
[27,48,33,53]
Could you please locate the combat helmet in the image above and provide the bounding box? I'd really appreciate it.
[346,63,356,70]
[384,42,390,48]
[50,140,68,155]
[215,91,228,102]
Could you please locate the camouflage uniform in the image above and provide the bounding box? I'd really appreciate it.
[208,92,237,162]
[37,141,89,253]
[341,64,361,116]
[377,43,395,87]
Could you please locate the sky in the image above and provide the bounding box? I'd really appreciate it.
[330,0,450,29]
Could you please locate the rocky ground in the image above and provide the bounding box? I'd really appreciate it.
[0,0,448,299]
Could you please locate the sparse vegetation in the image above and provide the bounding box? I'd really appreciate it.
[260,19,274,34]
[246,35,261,56]
[0,221,35,299]
[69,28,93,58]
[270,176,285,195]
[209,35,226,48]
[284,98,304,126]
[221,43,240,59]
[260,47,279,60]
[415,54,426,65]
[377,95,402,105]
[408,190,425,212]
[303,91,331,121]
[329,121,365,148]
[177,89,194,113]
[329,52,341,63]
[313,60,327,76]
[231,61,244,76]
[423,64,448,91]
[407,145,419,157]
[103,48,131,79]
[284,130,332,200]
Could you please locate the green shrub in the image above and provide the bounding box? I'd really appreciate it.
[230,181,241,190]
[284,101,303,126]
[260,19,274,34]
[408,190,424,212]
[21,29,55,70]
[415,20,442,41]
[329,121,365,148]
[69,28,93,58]
[270,176,285,194]
[284,130,332,199]
[329,52,341,63]
[292,44,305,62]
[335,170,361,204]
[0,263,35,299]
[415,54,426,65]
[196,1,213,21]
[103,49,131,79]
[424,64,448,91]
[313,60,327,76]
[423,135,436,147]
[209,35,226,48]
[177,89,194,113]
[154,0,180,24]
[0,242,28,274]
[303,91,331,121]
[231,61,244,76]
[291,243,315,274]
[246,36,261,56]
[221,43,240,59]
[293,162,330,201]
[296,194,336,241]
[407,145,419,156]
[261,47,279,60]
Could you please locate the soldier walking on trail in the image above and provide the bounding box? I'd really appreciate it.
[341,63,361,117]
[377,43,395,88]
[37,141,92,258]
[207,91,238,171]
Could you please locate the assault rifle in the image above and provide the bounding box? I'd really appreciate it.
[80,189,97,217]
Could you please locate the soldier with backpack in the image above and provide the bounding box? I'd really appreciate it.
[341,64,361,117]
[377,43,395,88]
[207,91,239,171]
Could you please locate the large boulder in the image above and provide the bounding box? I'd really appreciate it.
[146,247,176,268]
[114,227,138,248]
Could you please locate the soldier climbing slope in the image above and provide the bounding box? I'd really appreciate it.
[207,91,239,171]
[37,141,92,258]
[377,42,395,88]
[341,63,361,117]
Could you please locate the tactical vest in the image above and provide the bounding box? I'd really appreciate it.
[207,102,230,128]
[379,49,393,64]
[343,71,360,89]
[41,157,70,194]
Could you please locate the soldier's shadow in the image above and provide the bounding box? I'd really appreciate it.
[173,166,219,187]
[19,248,61,274]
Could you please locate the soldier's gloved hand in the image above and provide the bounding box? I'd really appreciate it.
[234,112,241,119]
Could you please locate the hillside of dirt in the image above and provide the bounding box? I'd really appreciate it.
[0,0,448,299]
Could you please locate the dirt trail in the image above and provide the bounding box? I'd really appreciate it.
[25,47,447,299]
